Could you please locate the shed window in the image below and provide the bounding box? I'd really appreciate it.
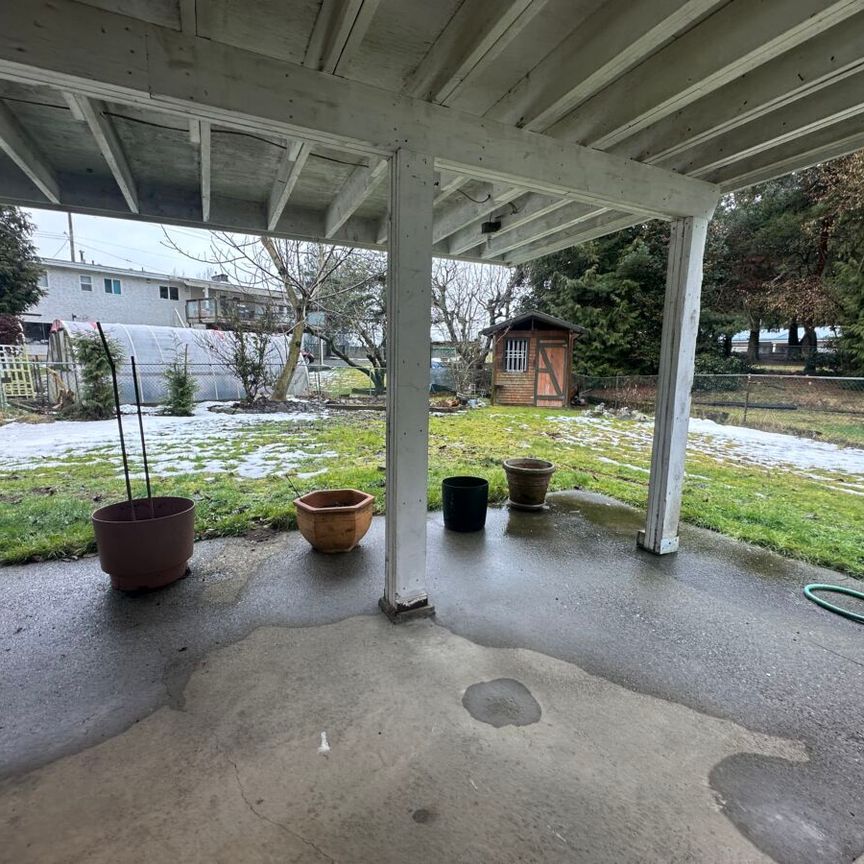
[159,286,179,300]
[504,337,529,373]
[37,272,49,288]
[80,275,92,291]
[104,278,122,295]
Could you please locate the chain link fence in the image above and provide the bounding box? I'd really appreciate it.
[575,373,864,443]
[1,359,468,409]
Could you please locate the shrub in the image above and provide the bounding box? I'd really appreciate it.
[163,348,197,416]
[69,331,122,420]
[692,352,750,392]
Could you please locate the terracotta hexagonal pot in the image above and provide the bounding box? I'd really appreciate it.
[294,489,374,553]
[92,496,196,591]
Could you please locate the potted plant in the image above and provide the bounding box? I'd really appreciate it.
[90,324,196,591]
[294,489,374,553]
[441,476,488,532]
[503,458,556,510]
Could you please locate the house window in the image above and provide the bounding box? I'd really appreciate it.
[104,278,122,295]
[80,275,92,292]
[504,337,529,373]
[37,272,49,288]
[159,286,179,300]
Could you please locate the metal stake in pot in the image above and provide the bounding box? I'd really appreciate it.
[96,322,135,518]
[130,355,155,519]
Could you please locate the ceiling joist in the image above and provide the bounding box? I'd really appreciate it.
[0,99,60,203]
[0,1,720,220]
[63,92,139,213]
[324,157,387,238]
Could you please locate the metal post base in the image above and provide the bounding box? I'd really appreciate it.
[636,530,680,555]
[378,595,435,624]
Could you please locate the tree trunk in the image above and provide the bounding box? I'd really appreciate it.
[787,316,801,361]
[801,322,818,374]
[271,317,304,401]
[722,333,732,357]
[747,319,760,363]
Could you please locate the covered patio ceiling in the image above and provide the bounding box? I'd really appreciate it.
[1,0,863,265]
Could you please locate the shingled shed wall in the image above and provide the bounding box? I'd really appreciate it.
[491,327,574,408]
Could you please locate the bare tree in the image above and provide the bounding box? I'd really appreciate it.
[198,303,283,402]
[164,231,356,400]
[312,250,388,394]
[431,260,520,393]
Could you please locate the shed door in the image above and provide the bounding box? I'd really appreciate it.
[534,340,567,406]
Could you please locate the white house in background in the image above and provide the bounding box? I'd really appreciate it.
[730,326,839,359]
[21,258,275,354]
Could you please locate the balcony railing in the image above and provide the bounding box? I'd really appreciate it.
[185,297,291,328]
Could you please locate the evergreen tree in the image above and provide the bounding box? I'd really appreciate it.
[0,207,45,315]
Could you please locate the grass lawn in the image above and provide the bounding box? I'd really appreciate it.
[1,405,863,577]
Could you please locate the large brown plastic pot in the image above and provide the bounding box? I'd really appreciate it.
[503,458,556,510]
[92,496,196,591]
[294,489,374,553]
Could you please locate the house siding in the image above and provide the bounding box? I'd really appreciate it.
[25,263,197,329]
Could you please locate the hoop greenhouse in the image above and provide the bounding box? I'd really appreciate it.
[47,320,309,405]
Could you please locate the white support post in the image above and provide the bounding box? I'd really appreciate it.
[380,148,435,622]
[638,215,708,555]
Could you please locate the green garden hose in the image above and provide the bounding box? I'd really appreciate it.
[803,583,864,624]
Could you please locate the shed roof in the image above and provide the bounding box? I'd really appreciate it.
[481,311,585,336]
[2,1,864,264]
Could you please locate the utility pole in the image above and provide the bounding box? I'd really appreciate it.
[67,212,76,263]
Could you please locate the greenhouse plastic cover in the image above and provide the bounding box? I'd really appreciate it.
[50,321,309,404]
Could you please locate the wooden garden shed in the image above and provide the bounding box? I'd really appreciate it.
[483,312,584,409]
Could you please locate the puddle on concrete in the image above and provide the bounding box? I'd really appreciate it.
[462,678,542,728]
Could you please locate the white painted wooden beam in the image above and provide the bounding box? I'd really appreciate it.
[382,148,434,621]
[267,144,309,232]
[621,12,864,166]
[324,157,387,238]
[0,0,720,220]
[447,193,570,256]
[0,99,60,203]
[546,0,864,149]
[663,69,864,178]
[310,0,382,76]
[713,114,864,192]
[433,184,523,244]
[434,171,466,205]
[0,159,385,247]
[488,0,721,131]
[268,0,381,231]
[199,119,211,222]
[504,210,648,266]
[375,210,389,245]
[178,0,196,35]
[638,216,708,555]
[473,200,605,259]
[404,0,548,105]
[439,7,864,252]
[64,92,138,213]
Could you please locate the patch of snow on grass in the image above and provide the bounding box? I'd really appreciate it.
[0,402,328,475]
[550,413,864,485]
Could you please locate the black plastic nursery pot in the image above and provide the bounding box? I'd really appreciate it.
[442,476,489,532]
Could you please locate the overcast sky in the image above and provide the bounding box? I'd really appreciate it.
[26,208,220,278]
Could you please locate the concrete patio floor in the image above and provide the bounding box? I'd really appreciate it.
[1,491,862,864]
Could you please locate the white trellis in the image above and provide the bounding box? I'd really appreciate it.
[0,344,35,401]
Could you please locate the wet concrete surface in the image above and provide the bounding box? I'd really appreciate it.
[462,678,542,727]
[1,491,863,863]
